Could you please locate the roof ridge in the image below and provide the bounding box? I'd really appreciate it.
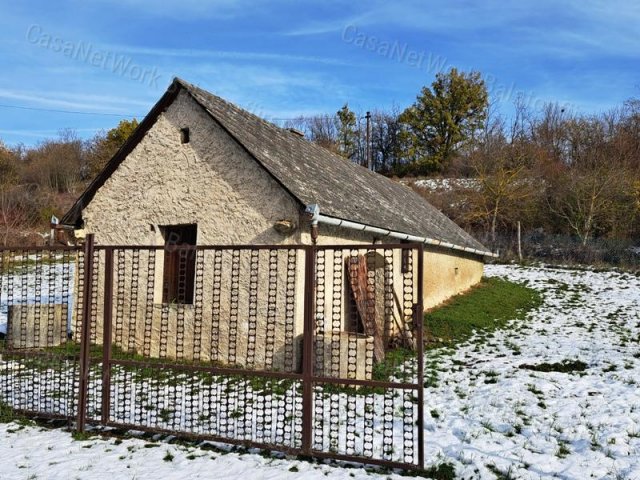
[176,78,488,253]
[177,78,386,173]
[175,77,302,139]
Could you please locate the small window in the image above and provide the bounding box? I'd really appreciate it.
[161,224,197,304]
[180,127,190,144]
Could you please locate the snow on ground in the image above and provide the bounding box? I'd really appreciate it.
[403,178,480,192]
[423,264,640,479]
[1,264,640,479]
[0,424,409,480]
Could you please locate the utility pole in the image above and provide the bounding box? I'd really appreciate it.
[365,111,371,170]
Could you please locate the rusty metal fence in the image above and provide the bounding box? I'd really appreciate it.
[0,246,80,420]
[0,236,424,470]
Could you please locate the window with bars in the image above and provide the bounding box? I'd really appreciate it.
[161,224,197,304]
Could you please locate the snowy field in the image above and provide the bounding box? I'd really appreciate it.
[1,264,640,479]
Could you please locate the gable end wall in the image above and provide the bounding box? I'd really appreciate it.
[81,90,301,246]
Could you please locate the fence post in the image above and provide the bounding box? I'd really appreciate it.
[76,234,95,433]
[415,244,425,470]
[101,247,114,425]
[517,221,523,261]
[301,245,316,455]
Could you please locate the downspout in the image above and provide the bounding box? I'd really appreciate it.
[306,203,320,245]
[304,204,499,258]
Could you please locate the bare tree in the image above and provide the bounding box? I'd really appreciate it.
[0,186,37,246]
[22,130,84,193]
[543,112,637,245]
[465,143,539,244]
[371,108,403,173]
[285,115,339,154]
[547,164,628,245]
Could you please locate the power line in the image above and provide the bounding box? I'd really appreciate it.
[0,103,142,118]
[0,102,315,123]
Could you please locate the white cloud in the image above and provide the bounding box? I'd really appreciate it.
[284,0,640,60]
[280,1,529,36]
[0,89,150,114]
[0,128,102,138]
[177,63,355,119]
[284,13,367,37]
[101,44,351,66]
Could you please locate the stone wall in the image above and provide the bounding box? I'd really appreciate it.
[75,91,307,371]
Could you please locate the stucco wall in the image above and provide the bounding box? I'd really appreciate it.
[422,247,484,310]
[78,91,308,372]
[82,90,301,246]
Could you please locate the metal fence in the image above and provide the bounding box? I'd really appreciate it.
[0,246,81,420]
[0,236,424,470]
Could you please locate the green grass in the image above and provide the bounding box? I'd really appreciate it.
[519,359,588,373]
[372,277,541,383]
[31,342,293,390]
[0,400,15,423]
[424,277,542,347]
[421,462,456,480]
[372,347,415,382]
[71,431,94,441]
[163,450,174,462]
[486,463,516,480]
[556,441,571,458]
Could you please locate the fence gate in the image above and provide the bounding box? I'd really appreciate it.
[0,238,424,471]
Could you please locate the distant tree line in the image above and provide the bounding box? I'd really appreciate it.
[0,67,639,265]
[0,119,138,245]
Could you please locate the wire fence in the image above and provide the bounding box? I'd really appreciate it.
[477,231,640,270]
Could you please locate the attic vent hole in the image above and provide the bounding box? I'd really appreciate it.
[180,127,190,144]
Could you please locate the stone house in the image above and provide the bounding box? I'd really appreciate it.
[59,78,494,377]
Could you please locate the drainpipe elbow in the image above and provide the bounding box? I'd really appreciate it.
[305,204,320,244]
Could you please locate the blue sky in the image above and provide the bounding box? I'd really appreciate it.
[0,0,638,146]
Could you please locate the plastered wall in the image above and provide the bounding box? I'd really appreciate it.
[82,90,301,246]
[422,247,484,310]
